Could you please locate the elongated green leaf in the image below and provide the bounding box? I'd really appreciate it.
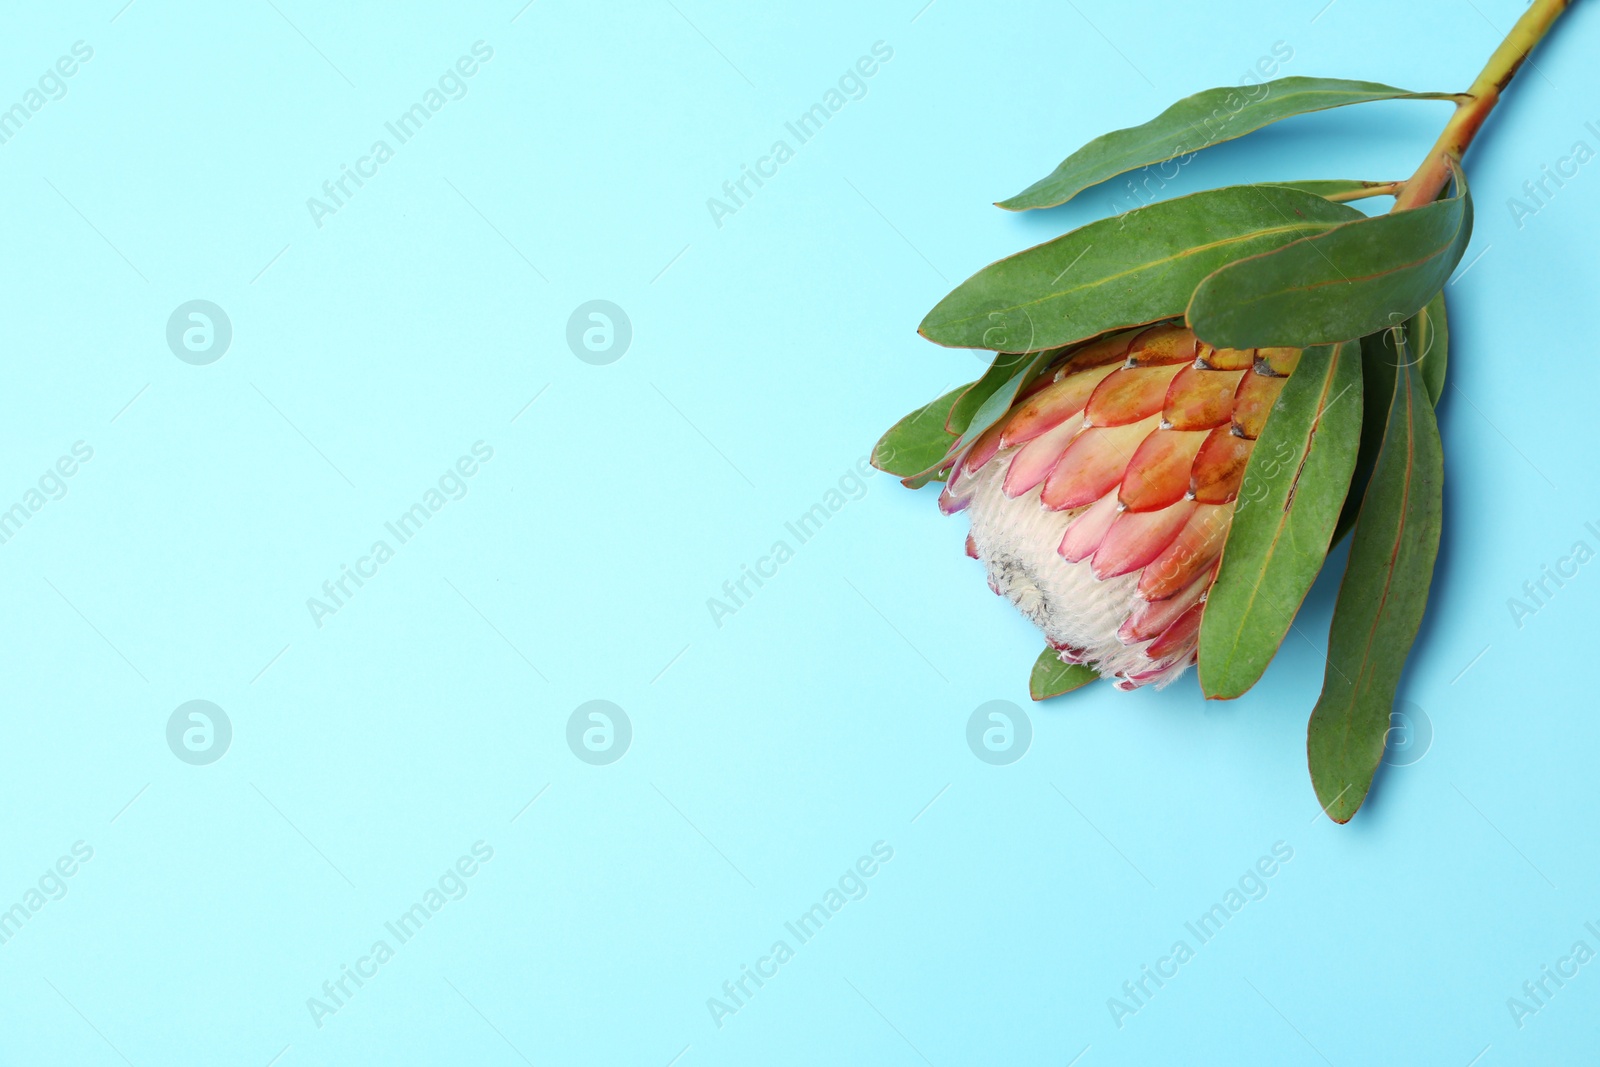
[873,349,1060,489]
[950,350,1054,452]
[1414,291,1449,405]
[1187,165,1472,349]
[921,185,1361,352]
[1030,647,1098,700]
[900,469,946,490]
[1307,352,1443,824]
[1000,78,1448,211]
[1332,330,1400,548]
[1198,342,1363,699]
[1330,293,1447,545]
[871,385,969,478]
[946,352,1040,434]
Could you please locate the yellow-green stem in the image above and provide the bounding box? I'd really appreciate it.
[1325,181,1405,203]
[1393,0,1575,211]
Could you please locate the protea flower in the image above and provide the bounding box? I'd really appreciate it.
[939,322,1297,691]
[872,0,1574,823]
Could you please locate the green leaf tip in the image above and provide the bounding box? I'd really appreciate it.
[1000,77,1452,211]
[1306,343,1443,823]
[1030,647,1098,701]
[871,385,968,480]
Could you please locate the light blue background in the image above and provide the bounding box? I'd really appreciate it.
[1,1,1596,1063]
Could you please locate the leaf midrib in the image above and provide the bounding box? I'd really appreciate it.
[937,220,1338,326]
[1150,92,1403,158]
[1226,231,1460,310]
[1211,345,1344,684]
[1333,371,1416,757]
[1013,83,1452,206]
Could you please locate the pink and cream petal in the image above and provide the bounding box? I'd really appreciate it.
[1232,368,1287,440]
[1145,601,1205,661]
[962,420,1008,475]
[1003,418,1083,497]
[1001,363,1118,446]
[1041,416,1159,510]
[1091,500,1196,580]
[1137,502,1231,601]
[1058,490,1121,563]
[1190,426,1255,505]
[1084,365,1185,427]
[1163,365,1247,431]
[1120,566,1212,643]
[1125,323,1200,367]
[1118,428,1207,512]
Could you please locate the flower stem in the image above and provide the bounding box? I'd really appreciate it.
[1392,0,1575,211]
[1325,180,1405,203]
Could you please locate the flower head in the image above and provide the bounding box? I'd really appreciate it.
[936,323,1297,689]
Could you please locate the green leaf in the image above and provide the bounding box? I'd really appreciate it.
[878,351,1056,489]
[1414,291,1449,405]
[947,349,1055,452]
[1331,330,1400,548]
[999,78,1449,211]
[1030,647,1099,700]
[1307,352,1443,824]
[871,385,969,482]
[1330,293,1447,546]
[946,352,1041,434]
[921,185,1361,353]
[1187,163,1472,350]
[872,348,1062,490]
[1198,341,1364,699]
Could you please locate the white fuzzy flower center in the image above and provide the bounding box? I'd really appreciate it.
[964,448,1160,680]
